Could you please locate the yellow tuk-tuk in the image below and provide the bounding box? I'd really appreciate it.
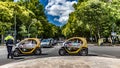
[58,37,88,56]
[13,38,41,57]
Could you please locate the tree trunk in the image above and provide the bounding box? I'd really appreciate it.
[97,24,101,39]
[94,34,98,43]
[97,29,101,39]
[89,25,93,42]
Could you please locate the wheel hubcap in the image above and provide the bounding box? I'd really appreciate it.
[36,50,40,54]
[14,52,18,56]
[81,51,87,56]
[60,50,64,55]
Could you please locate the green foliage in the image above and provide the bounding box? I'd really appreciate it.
[19,25,27,37]
[0,2,35,39]
[15,0,60,38]
[0,2,27,38]
[0,0,61,40]
[62,0,120,40]
[29,19,44,37]
[0,0,13,2]
[0,22,12,34]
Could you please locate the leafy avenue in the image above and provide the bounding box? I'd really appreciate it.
[0,0,120,44]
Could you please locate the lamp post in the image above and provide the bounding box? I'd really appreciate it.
[28,22,34,38]
[14,10,17,44]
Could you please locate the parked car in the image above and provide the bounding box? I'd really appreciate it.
[40,38,54,48]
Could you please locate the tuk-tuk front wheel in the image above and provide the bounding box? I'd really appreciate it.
[59,48,66,56]
[34,48,41,55]
[13,49,20,57]
[79,48,88,56]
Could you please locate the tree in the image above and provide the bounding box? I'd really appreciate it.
[0,1,34,43]
[29,19,44,38]
[0,0,13,2]
[0,22,12,44]
[62,0,120,42]
[16,0,59,38]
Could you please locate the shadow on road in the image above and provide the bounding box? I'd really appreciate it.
[39,53,98,57]
[88,54,98,56]
[13,57,24,60]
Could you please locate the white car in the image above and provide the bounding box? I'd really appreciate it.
[41,39,54,48]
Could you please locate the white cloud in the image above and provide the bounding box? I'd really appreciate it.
[54,16,69,24]
[14,0,19,2]
[45,0,77,24]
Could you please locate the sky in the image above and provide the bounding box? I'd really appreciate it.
[40,0,78,26]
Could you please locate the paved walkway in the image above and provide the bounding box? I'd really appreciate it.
[1,56,120,68]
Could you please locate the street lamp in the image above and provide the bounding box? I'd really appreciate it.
[14,10,17,44]
[28,22,34,38]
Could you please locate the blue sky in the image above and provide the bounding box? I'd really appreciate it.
[40,0,78,26]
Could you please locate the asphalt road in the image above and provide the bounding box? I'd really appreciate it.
[0,43,120,66]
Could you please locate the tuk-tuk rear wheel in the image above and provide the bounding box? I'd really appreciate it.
[59,48,66,56]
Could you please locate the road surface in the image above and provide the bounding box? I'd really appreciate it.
[0,43,120,66]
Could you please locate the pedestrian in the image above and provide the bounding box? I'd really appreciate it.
[5,34,14,59]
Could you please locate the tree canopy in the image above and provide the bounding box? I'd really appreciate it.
[62,0,120,41]
[0,0,61,44]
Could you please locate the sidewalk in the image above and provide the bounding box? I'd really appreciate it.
[88,43,97,46]
[0,44,6,46]
[88,43,120,46]
[101,43,120,46]
[0,44,6,49]
[0,44,5,45]
[0,45,5,47]
[1,56,120,68]
[0,46,6,51]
